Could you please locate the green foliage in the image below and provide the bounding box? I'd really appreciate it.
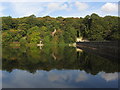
[18,23,29,31]
[20,37,27,45]
[2,14,119,45]
[27,26,41,44]
[2,16,18,30]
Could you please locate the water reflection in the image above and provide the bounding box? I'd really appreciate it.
[2,70,119,88]
[2,45,119,88]
[100,72,118,82]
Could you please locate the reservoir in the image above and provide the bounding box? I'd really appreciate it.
[2,44,119,88]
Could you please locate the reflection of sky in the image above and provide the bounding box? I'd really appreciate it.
[100,72,118,82]
[2,70,119,88]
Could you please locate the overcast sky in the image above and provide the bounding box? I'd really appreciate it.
[0,0,119,18]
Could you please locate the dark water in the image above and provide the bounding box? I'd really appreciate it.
[2,45,119,88]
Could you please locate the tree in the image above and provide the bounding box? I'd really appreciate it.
[2,16,18,30]
[27,26,41,43]
[2,14,120,45]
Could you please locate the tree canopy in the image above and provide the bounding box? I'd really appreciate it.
[2,13,120,45]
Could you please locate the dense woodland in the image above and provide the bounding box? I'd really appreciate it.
[2,13,120,45]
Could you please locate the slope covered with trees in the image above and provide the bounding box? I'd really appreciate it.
[2,13,120,45]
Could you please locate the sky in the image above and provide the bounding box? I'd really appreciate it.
[0,0,119,18]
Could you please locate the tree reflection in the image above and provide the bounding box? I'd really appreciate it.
[2,45,119,75]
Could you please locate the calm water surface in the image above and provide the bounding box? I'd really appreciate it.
[2,45,119,88]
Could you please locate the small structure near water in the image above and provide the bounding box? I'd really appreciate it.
[37,41,44,49]
[69,43,76,47]
[76,37,89,42]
